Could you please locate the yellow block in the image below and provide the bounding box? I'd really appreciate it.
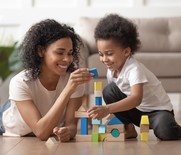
[140,115,149,124]
[140,132,149,141]
[94,82,102,91]
[99,133,108,142]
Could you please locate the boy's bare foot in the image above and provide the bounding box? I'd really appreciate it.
[125,123,138,139]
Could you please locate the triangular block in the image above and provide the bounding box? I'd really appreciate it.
[107,116,123,125]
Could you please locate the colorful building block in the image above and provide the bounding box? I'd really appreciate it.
[107,116,123,125]
[89,68,98,78]
[95,97,102,106]
[92,133,99,142]
[94,82,102,91]
[80,118,88,135]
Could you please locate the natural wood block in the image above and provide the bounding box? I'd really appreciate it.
[140,124,149,132]
[75,111,89,118]
[107,124,125,133]
[76,135,92,142]
[105,133,125,142]
[92,124,99,132]
[46,137,59,144]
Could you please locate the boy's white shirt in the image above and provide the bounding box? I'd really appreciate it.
[107,56,173,112]
[3,70,85,136]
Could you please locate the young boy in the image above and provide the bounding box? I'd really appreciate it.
[87,14,181,140]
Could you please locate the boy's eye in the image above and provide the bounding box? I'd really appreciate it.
[98,52,103,56]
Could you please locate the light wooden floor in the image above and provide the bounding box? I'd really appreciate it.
[1,93,181,155]
[1,131,181,155]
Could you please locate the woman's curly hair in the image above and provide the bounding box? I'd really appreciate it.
[21,19,82,80]
[94,14,141,54]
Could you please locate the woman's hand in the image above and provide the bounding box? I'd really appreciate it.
[66,68,93,92]
[53,127,71,142]
[87,105,110,120]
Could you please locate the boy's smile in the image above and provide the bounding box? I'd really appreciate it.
[97,39,131,76]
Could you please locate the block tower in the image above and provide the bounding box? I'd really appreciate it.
[140,115,149,141]
[75,68,125,142]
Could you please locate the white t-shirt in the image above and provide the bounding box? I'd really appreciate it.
[107,56,173,112]
[3,70,85,136]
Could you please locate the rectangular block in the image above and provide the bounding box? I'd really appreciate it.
[107,124,125,133]
[94,90,102,97]
[95,97,102,106]
[75,111,89,118]
[105,133,125,142]
[94,82,102,91]
[140,132,149,141]
[92,133,99,142]
[92,124,99,133]
[89,68,98,78]
[92,119,102,125]
[140,124,149,132]
[76,135,92,142]
[80,118,88,135]
[99,125,106,133]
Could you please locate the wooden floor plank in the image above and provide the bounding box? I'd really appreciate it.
[0,137,23,155]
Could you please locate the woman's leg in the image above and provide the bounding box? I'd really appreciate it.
[149,110,181,140]
[0,100,11,135]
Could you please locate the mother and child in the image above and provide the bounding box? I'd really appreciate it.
[1,14,181,142]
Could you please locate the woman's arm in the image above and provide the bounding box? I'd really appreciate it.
[16,68,92,140]
[53,96,82,142]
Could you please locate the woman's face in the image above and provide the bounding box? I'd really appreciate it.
[40,37,73,76]
[97,39,131,75]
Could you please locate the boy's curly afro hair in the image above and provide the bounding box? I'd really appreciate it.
[94,14,141,54]
[21,19,82,80]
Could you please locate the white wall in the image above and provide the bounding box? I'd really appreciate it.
[1,0,181,44]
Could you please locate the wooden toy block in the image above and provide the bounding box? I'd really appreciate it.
[77,105,87,112]
[92,133,99,142]
[99,125,106,133]
[89,68,98,78]
[140,115,149,124]
[80,118,88,135]
[111,129,120,137]
[99,133,108,142]
[105,133,125,142]
[75,111,89,118]
[95,97,102,106]
[94,82,102,91]
[92,124,99,132]
[140,124,149,132]
[92,119,102,125]
[140,132,149,141]
[76,135,92,142]
[94,90,102,97]
[107,116,123,125]
[107,124,125,133]
[46,137,59,144]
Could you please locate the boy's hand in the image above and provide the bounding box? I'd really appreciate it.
[53,127,71,142]
[87,105,110,120]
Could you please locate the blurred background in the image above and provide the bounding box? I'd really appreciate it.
[0,0,181,109]
[1,0,181,45]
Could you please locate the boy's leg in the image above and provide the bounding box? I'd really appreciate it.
[102,82,141,138]
[149,110,181,140]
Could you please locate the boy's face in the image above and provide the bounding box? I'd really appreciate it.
[97,39,131,75]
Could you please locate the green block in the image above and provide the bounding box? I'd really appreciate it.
[92,133,99,142]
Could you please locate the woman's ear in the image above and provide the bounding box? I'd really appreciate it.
[124,47,131,57]
[38,46,44,57]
